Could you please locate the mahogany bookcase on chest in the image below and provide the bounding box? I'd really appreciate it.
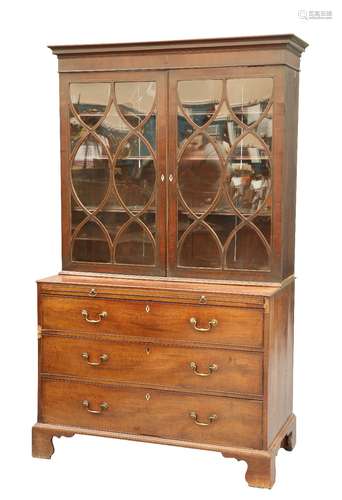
[32,35,307,488]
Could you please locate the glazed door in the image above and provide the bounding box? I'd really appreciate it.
[168,68,279,281]
[61,72,167,275]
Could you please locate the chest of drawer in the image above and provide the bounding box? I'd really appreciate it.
[40,295,263,348]
[40,378,263,449]
[41,335,263,396]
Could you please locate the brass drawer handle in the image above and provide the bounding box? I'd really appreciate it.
[189,317,218,332]
[189,411,217,426]
[82,352,109,366]
[82,400,109,414]
[190,362,218,377]
[81,309,107,323]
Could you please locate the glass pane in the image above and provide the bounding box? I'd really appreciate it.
[253,215,271,244]
[115,134,155,211]
[178,80,222,126]
[71,198,86,235]
[228,134,271,214]
[205,212,239,245]
[226,225,269,270]
[70,83,110,127]
[256,105,273,150]
[175,76,273,274]
[73,221,110,263]
[142,114,156,150]
[115,221,154,265]
[72,136,109,209]
[115,82,156,127]
[178,133,221,213]
[70,115,86,151]
[97,209,130,242]
[178,107,195,148]
[227,78,273,126]
[179,224,221,268]
[206,102,241,158]
[99,103,130,156]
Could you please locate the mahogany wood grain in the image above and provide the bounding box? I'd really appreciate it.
[40,377,263,449]
[32,413,295,470]
[40,295,264,348]
[222,413,296,488]
[32,425,74,459]
[265,281,294,446]
[41,334,263,396]
[32,35,306,488]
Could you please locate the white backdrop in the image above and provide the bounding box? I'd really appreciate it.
[1,1,341,498]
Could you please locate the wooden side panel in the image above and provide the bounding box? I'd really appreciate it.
[266,282,294,446]
[281,67,300,278]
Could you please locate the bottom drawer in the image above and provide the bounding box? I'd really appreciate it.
[40,378,262,449]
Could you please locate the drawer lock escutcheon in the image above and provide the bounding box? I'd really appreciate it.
[81,352,109,366]
[189,412,217,426]
[82,400,109,414]
[190,362,218,377]
[189,317,218,332]
[81,309,107,323]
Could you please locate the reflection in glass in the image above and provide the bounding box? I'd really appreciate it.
[206,102,241,157]
[178,80,222,126]
[115,135,155,211]
[115,222,154,265]
[178,133,221,212]
[70,115,86,151]
[142,114,156,151]
[256,106,273,150]
[115,82,156,127]
[227,78,273,126]
[70,83,111,127]
[228,134,270,213]
[72,137,109,209]
[99,104,130,156]
[73,221,110,263]
[69,80,158,268]
[176,77,273,272]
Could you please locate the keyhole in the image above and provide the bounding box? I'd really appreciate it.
[145,305,150,313]
[146,347,150,355]
[145,393,151,401]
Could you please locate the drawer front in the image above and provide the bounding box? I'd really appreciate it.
[40,378,263,449]
[41,335,263,396]
[40,295,263,348]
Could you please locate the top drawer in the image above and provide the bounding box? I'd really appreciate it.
[40,295,263,348]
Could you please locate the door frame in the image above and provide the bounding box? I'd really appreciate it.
[167,66,284,283]
[60,70,168,276]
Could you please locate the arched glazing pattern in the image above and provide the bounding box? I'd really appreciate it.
[176,77,273,271]
[69,81,157,266]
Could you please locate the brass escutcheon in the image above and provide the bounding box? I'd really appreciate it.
[199,295,207,304]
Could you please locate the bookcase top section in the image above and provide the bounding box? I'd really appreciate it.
[49,34,308,58]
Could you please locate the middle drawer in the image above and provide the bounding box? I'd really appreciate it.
[41,335,263,396]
